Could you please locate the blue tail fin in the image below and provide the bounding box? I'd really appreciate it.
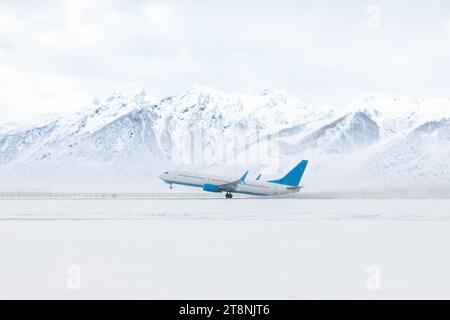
[267,160,308,187]
[256,174,262,181]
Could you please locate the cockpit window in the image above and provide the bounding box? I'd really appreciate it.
[164,171,169,174]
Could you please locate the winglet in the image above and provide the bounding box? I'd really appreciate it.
[240,170,249,183]
[256,174,262,180]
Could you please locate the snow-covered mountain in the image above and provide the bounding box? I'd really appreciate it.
[154,85,335,164]
[280,111,380,154]
[364,118,450,187]
[0,86,449,192]
[0,86,162,165]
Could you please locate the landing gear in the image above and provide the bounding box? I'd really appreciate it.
[169,184,173,189]
[225,192,233,199]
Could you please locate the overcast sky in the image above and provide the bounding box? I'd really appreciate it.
[0,0,449,122]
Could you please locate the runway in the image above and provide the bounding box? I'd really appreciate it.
[1,199,450,299]
[1,198,450,221]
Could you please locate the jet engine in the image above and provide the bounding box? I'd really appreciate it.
[203,184,220,193]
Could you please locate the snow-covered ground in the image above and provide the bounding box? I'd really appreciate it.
[1,199,450,299]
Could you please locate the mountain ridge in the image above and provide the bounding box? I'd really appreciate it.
[1,85,450,191]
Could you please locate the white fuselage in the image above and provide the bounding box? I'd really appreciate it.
[158,171,299,196]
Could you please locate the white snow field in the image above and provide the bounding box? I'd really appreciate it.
[1,199,450,299]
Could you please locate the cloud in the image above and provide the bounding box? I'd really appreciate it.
[143,3,179,34]
[65,0,107,45]
[0,0,450,123]
[0,59,90,122]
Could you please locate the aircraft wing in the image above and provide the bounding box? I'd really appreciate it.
[217,171,249,192]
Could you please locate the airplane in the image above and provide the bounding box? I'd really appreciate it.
[158,160,308,198]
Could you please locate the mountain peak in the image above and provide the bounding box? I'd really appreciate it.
[107,84,147,102]
[259,88,293,97]
[352,91,404,107]
[22,113,61,130]
[0,122,22,134]
[183,85,224,97]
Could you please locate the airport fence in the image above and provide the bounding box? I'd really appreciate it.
[0,192,230,199]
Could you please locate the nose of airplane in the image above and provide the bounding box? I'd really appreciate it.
[158,171,170,179]
[158,172,169,179]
